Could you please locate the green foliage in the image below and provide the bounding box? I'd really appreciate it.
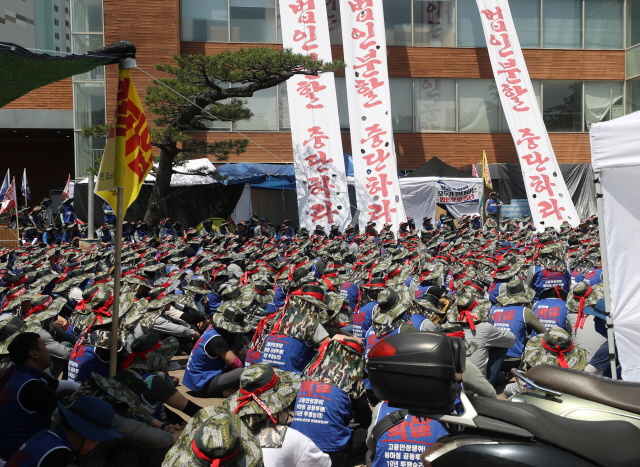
[81,123,110,138]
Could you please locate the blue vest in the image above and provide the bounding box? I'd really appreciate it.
[68,346,110,383]
[532,298,568,337]
[6,426,73,467]
[571,270,585,285]
[487,199,499,214]
[340,282,360,312]
[207,291,222,315]
[183,327,227,392]
[290,381,352,452]
[61,204,75,223]
[584,268,603,286]
[266,286,286,314]
[103,206,115,223]
[414,284,433,299]
[0,366,53,460]
[532,266,571,300]
[254,334,316,374]
[372,401,448,467]
[491,305,527,359]
[353,302,376,340]
[100,231,112,243]
[409,314,427,329]
[487,280,506,305]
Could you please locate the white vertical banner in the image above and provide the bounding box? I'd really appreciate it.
[339,0,407,232]
[476,0,579,231]
[279,0,352,231]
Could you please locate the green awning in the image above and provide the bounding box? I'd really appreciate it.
[0,41,127,107]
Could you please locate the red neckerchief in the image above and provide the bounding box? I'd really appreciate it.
[574,285,593,332]
[92,291,114,325]
[458,299,479,331]
[447,330,466,339]
[10,275,28,289]
[74,289,100,312]
[542,338,574,368]
[233,371,280,423]
[24,296,54,319]
[191,439,240,467]
[2,287,27,310]
[121,340,163,369]
[287,258,309,281]
[492,263,511,279]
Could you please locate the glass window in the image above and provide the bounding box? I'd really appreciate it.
[72,34,103,54]
[511,0,540,48]
[458,79,499,132]
[500,80,541,132]
[457,0,485,47]
[202,84,234,131]
[628,0,640,47]
[543,0,582,49]
[626,77,640,114]
[233,86,278,130]
[327,0,342,45]
[230,0,276,43]
[414,78,456,132]
[584,81,623,128]
[627,44,640,78]
[542,80,582,132]
[384,0,412,46]
[74,133,105,178]
[278,82,290,131]
[413,0,456,47]
[73,82,106,130]
[181,0,228,42]
[335,77,350,131]
[71,0,103,32]
[585,0,623,49]
[389,78,413,131]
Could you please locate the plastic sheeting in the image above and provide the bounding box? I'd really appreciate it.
[494,163,596,220]
[215,163,296,190]
[74,183,244,228]
[231,183,253,223]
[145,159,217,186]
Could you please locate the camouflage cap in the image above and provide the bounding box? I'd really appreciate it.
[24,295,67,324]
[213,303,252,334]
[497,279,535,306]
[0,316,40,354]
[252,281,275,304]
[523,327,589,370]
[162,406,263,467]
[65,371,153,419]
[493,259,523,280]
[372,289,406,325]
[224,363,301,420]
[321,291,348,324]
[567,282,604,313]
[124,335,179,373]
[447,293,489,325]
[1,287,38,312]
[183,276,211,295]
[413,293,443,316]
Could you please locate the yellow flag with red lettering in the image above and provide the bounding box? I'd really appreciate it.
[482,150,493,190]
[95,69,153,217]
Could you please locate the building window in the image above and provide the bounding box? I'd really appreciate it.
[543,0,583,48]
[413,0,456,47]
[335,77,350,131]
[229,0,276,43]
[65,7,69,14]
[55,33,60,40]
[458,79,500,132]
[66,20,70,27]
[384,0,412,46]
[55,46,60,51]
[500,80,542,132]
[233,86,278,131]
[66,33,70,40]
[71,0,104,33]
[584,81,623,128]
[67,47,70,52]
[55,19,59,26]
[543,80,583,132]
[414,78,456,132]
[389,78,414,131]
[54,5,59,12]
[457,0,485,47]
[511,0,541,48]
[585,0,624,49]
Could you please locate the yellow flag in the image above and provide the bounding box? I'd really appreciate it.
[95,69,153,217]
[482,150,493,190]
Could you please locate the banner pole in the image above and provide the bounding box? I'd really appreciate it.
[14,202,19,245]
[109,187,124,378]
[594,171,617,379]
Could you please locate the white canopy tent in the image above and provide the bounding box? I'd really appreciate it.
[590,110,640,381]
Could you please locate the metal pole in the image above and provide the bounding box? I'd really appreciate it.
[109,187,124,377]
[87,175,94,239]
[594,171,617,379]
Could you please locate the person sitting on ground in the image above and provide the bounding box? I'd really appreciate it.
[5,395,122,467]
[0,332,80,460]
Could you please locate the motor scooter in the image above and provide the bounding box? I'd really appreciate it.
[367,331,640,467]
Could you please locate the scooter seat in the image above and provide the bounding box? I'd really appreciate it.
[526,365,640,415]
[472,396,640,467]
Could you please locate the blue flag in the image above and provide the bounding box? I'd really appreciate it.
[21,168,30,200]
[0,169,9,201]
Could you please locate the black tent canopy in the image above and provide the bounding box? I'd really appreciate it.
[406,157,473,178]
